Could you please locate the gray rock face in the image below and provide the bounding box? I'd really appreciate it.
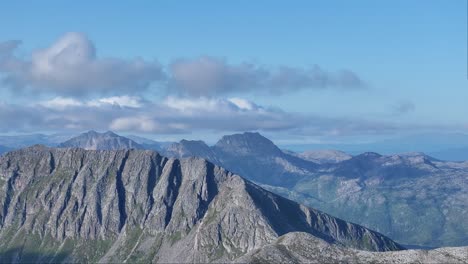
[0,146,402,263]
[11,131,468,248]
[58,131,143,150]
[162,132,467,248]
[235,232,468,264]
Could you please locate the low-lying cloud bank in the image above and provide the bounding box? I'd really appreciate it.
[0,95,431,137]
[0,32,365,98]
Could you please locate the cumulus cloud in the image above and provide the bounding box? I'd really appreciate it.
[0,33,366,98]
[0,32,164,96]
[169,56,365,96]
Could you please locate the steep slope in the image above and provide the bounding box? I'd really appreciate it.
[58,131,143,150]
[0,146,402,263]
[155,132,467,247]
[270,152,468,247]
[235,232,468,264]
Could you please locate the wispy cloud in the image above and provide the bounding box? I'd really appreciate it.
[0,33,365,98]
[169,56,365,97]
[0,96,441,137]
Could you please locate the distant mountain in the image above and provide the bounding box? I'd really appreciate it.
[126,135,174,152]
[0,146,402,262]
[281,132,468,161]
[164,140,220,163]
[214,132,284,156]
[266,152,467,247]
[0,133,74,149]
[295,149,352,164]
[212,132,318,187]
[58,130,143,150]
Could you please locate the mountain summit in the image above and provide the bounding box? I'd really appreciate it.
[58,130,143,150]
[214,132,283,156]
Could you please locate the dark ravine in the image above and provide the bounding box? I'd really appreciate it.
[0,145,404,263]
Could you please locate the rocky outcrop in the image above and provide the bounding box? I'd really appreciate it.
[235,232,468,264]
[0,146,402,263]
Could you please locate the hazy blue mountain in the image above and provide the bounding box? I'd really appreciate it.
[294,149,352,164]
[164,139,221,163]
[282,132,468,161]
[0,146,403,263]
[262,152,468,247]
[126,135,174,152]
[0,133,74,149]
[212,132,318,187]
[58,131,144,150]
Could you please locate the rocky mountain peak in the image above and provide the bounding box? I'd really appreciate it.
[214,132,282,156]
[58,130,143,150]
[0,146,402,262]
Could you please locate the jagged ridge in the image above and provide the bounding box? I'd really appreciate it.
[0,145,402,263]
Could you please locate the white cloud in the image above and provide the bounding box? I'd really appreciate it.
[0,96,460,136]
[88,96,143,108]
[228,97,258,110]
[0,32,164,96]
[169,56,365,96]
[39,97,83,109]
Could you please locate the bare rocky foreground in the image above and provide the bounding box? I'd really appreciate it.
[0,146,466,263]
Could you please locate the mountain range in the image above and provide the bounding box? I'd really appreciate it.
[0,146,411,263]
[282,132,468,161]
[1,131,467,249]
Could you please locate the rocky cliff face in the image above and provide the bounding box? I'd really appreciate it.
[0,146,402,263]
[58,131,143,150]
[160,132,467,248]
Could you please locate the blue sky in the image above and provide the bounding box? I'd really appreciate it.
[0,1,466,143]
